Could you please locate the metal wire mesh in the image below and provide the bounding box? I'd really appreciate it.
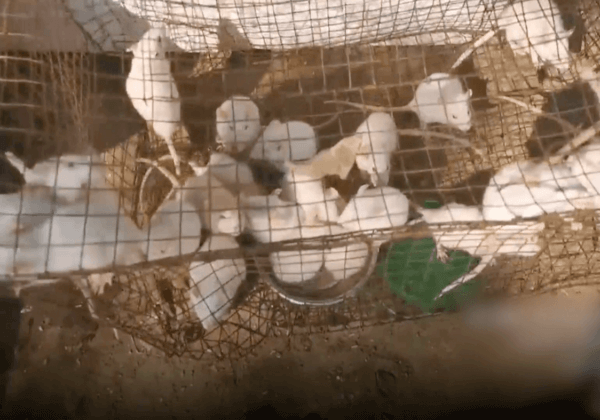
[5,0,600,360]
[66,0,506,52]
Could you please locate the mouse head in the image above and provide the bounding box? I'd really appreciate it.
[355,152,391,184]
[128,27,175,59]
[217,210,243,235]
[413,73,473,132]
[441,82,473,132]
[215,96,261,149]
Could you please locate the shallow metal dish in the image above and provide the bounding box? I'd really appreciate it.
[262,240,380,307]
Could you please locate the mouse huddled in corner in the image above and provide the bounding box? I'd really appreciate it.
[450,0,584,78]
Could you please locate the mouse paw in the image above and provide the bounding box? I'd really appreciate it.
[436,244,450,263]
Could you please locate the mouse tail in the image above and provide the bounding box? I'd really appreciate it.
[4,151,25,170]
[408,200,426,214]
[450,29,497,71]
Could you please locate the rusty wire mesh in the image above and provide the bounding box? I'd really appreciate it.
[4,0,600,360]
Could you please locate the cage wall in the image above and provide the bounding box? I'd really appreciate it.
[3,0,600,360]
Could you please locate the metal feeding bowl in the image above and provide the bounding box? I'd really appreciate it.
[262,239,380,306]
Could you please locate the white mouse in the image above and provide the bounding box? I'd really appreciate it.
[281,162,329,225]
[270,219,354,283]
[323,240,370,282]
[5,152,108,204]
[241,192,304,243]
[408,73,473,132]
[216,95,262,154]
[250,119,318,166]
[482,159,591,221]
[181,171,242,234]
[7,167,203,275]
[39,190,200,273]
[188,235,246,334]
[451,0,577,74]
[280,161,336,226]
[354,112,399,186]
[270,248,325,284]
[337,185,410,233]
[0,153,129,275]
[142,190,204,262]
[126,27,182,175]
[6,188,133,274]
[0,185,67,275]
[500,0,575,73]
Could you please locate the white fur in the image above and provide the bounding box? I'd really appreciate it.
[482,160,592,222]
[337,185,410,233]
[419,202,485,225]
[126,27,182,173]
[271,249,324,283]
[216,210,244,237]
[499,0,575,73]
[197,153,255,190]
[188,235,246,333]
[0,160,203,276]
[323,187,343,224]
[566,142,600,209]
[216,95,262,153]
[323,240,370,282]
[408,73,473,132]
[182,172,241,234]
[418,203,488,263]
[250,120,318,166]
[354,112,399,186]
[436,221,545,299]
[281,162,340,226]
[37,187,201,273]
[241,192,304,243]
[0,186,61,276]
[142,191,204,262]
[5,152,107,204]
[270,217,351,284]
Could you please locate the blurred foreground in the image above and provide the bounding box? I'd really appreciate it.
[4,282,600,419]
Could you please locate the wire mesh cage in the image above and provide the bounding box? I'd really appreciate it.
[5,0,600,360]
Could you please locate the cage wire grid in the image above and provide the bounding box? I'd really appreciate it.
[4,0,600,360]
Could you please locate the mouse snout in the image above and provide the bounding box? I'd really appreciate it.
[456,122,472,132]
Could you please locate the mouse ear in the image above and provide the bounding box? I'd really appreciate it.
[467,88,473,98]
